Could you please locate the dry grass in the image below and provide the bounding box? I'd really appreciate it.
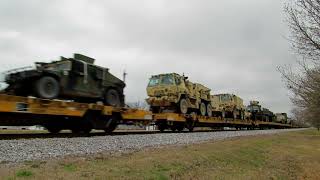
[0,129,319,180]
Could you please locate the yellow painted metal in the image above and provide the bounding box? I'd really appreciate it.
[0,94,294,128]
[154,113,186,122]
[0,94,152,122]
[0,94,87,116]
[121,108,153,121]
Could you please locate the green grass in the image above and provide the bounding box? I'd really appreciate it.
[1,129,320,179]
[62,163,77,172]
[15,170,33,178]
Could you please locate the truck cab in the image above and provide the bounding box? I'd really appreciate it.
[146,73,211,116]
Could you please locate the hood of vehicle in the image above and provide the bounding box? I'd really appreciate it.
[147,85,177,97]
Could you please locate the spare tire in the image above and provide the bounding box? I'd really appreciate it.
[34,76,60,99]
[105,89,121,107]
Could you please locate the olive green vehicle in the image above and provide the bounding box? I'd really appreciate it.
[4,54,125,107]
[146,73,212,116]
[211,94,246,120]
[247,101,275,122]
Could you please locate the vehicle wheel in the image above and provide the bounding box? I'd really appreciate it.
[34,76,60,99]
[233,110,237,120]
[157,122,167,132]
[179,98,188,114]
[207,104,212,117]
[105,89,121,107]
[200,102,206,116]
[221,110,226,120]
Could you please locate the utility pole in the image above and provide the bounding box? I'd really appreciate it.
[123,70,127,83]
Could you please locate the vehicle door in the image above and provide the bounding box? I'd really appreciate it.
[68,60,92,97]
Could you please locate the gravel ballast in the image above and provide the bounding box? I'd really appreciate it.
[0,129,306,163]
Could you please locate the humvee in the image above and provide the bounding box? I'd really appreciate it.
[4,54,125,107]
[211,94,245,120]
[146,73,211,116]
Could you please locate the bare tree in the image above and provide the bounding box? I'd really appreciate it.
[281,0,320,130]
[286,0,320,61]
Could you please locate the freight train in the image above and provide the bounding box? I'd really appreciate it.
[0,54,295,133]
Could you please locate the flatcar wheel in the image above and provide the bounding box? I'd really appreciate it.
[46,127,62,134]
[104,117,118,134]
[177,125,184,132]
[158,123,166,133]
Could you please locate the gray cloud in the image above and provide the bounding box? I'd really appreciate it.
[0,0,294,113]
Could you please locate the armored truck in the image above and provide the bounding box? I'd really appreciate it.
[211,94,245,120]
[247,101,275,122]
[146,73,211,116]
[4,54,125,107]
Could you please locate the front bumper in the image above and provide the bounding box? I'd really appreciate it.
[146,96,177,106]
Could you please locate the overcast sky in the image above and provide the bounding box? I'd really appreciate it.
[0,0,296,113]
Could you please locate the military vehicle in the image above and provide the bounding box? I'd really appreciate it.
[211,94,245,120]
[4,54,125,107]
[246,101,275,122]
[146,73,211,116]
[275,113,288,124]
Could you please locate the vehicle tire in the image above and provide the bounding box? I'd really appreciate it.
[105,89,121,107]
[179,98,188,114]
[233,110,237,120]
[200,102,206,116]
[34,76,60,99]
[207,104,213,117]
[221,110,226,120]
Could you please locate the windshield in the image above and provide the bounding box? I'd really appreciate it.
[220,95,231,102]
[247,106,260,112]
[161,75,175,85]
[148,77,160,87]
[42,61,71,71]
[148,75,175,87]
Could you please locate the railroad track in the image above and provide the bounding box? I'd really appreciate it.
[0,129,230,140]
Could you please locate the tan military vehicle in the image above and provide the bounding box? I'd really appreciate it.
[211,94,245,120]
[275,113,288,124]
[146,73,212,116]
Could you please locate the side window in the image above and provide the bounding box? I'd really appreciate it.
[95,67,104,80]
[72,61,84,74]
[175,77,181,85]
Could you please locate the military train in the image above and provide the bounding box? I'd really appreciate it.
[146,73,289,124]
[0,54,292,133]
